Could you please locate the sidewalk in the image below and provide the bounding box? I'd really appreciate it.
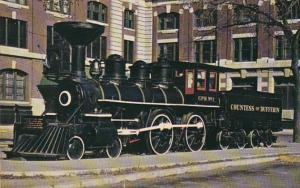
[1,143,300,178]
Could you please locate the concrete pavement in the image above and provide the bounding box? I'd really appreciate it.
[0,144,300,188]
[1,125,300,187]
[1,143,300,177]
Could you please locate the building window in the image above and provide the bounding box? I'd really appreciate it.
[0,17,27,48]
[234,37,258,62]
[3,0,27,5]
[195,40,216,63]
[46,0,70,14]
[47,26,68,47]
[234,5,258,24]
[275,36,291,60]
[158,13,179,30]
[124,9,134,29]
[275,36,300,60]
[194,9,217,27]
[87,36,107,59]
[124,40,134,64]
[159,43,179,61]
[0,70,26,101]
[87,1,107,23]
[286,1,300,19]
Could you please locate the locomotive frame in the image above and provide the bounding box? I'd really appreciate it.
[6,22,282,160]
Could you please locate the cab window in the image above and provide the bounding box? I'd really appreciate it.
[185,69,194,94]
[196,70,206,91]
[209,72,217,92]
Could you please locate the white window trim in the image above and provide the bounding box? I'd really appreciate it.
[194,26,216,31]
[0,46,46,60]
[287,19,300,24]
[46,10,71,18]
[87,19,109,27]
[232,33,257,38]
[0,0,29,9]
[236,23,257,28]
[157,38,178,43]
[274,30,299,36]
[157,29,178,34]
[124,35,135,41]
[124,28,135,32]
[0,100,30,106]
[193,36,216,41]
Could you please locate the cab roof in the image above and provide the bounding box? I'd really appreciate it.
[173,61,237,72]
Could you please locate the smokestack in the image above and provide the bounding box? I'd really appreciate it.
[54,22,105,78]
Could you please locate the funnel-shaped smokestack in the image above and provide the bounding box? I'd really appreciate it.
[54,22,105,77]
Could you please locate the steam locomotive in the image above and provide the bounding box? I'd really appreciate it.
[7,22,282,160]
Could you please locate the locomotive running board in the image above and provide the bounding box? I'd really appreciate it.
[98,99,220,108]
[117,122,204,136]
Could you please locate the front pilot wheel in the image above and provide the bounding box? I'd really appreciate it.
[67,136,85,160]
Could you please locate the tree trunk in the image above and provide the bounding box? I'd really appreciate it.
[291,34,300,143]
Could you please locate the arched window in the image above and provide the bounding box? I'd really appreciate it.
[234,5,258,24]
[46,0,70,14]
[0,69,27,101]
[194,9,217,28]
[158,12,179,30]
[87,1,107,23]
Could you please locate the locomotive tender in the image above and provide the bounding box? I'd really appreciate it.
[7,22,282,160]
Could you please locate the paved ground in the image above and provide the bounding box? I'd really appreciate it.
[0,125,299,188]
[109,157,300,188]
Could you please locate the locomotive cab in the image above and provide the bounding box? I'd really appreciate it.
[173,62,233,107]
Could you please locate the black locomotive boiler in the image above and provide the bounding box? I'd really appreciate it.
[7,22,282,160]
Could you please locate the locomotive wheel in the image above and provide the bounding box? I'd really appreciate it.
[264,129,273,148]
[67,136,85,160]
[249,129,260,148]
[106,138,122,158]
[217,131,230,150]
[145,111,174,155]
[236,129,247,149]
[184,114,206,152]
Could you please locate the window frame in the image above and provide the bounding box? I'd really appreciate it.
[234,5,258,24]
[194,9,217,28]
[0,16,27,48]
[275,35,291,60]
[86,36,107,59]
[2,0,27,5]
[124,40,134,64]
[275,35,300,60]
[234,37,258,62]
[124,9,135,29]
[87,1,108,23]
[285,1,300,20]
[158,12,179,30]
[159,42,179,62]
[46,0,70,14]
[195,40,217,63]
[0,69,27,101]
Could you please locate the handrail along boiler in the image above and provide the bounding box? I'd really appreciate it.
[7,22,282,160]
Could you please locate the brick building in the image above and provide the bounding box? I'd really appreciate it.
[0,0,297,124]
